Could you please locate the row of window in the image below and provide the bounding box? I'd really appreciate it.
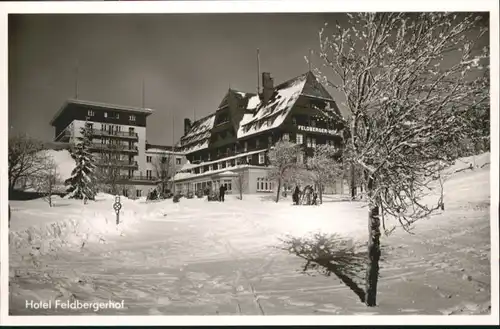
[87,110,136,122]
[190,152,266,175]
[257,177,274,192]
[146,156,182,165]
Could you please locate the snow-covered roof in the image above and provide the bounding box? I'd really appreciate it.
[178,148,267,172]
[237,73,308,139]
[172,165,253,182]
[179,160,197,171]
[172,172,196,181]
[217,171,237,177]
[180,114,216,152]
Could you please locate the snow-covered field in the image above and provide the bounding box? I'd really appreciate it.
[8,153,492,316]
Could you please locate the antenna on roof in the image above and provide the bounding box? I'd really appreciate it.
[257,48,261,94]
[74,59,79,99]
[141,78,146,109]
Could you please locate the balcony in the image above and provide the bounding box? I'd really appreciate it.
[96,160,138,170]
[90,129,139,140]
[89,143,139,154]
[118,174,161,182]
[55,129,71,142]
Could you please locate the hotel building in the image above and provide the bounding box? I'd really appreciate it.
[172,71,345,194]
[50,99,186,197]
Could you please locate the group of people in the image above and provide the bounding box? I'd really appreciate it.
[292,185,318,206]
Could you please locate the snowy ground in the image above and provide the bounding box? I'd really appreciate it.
[9,153,492,316]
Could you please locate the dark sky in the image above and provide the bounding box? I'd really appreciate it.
[8,13,342,145]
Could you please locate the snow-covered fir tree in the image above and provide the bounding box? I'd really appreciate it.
[65,122,97,200]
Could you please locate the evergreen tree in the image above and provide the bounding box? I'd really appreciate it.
[65,122,97,200]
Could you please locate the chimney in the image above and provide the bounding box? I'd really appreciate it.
[262,72,274,104]
[184,118,192,135]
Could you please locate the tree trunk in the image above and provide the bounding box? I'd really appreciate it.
[350,164,356,200]
[365,204,381,307]
[319,183,323,204]
[275,179,281,203]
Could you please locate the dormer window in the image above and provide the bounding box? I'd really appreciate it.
[104,112,108,118]
[256,139,260,148]
[129,115,136,121]
[311,119,316,127]
[87,110,95,117]
[292,117,297,125]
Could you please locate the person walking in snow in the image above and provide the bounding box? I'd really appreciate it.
[219,185,226,202]
[312,190,318,206]
[292,186,300,205]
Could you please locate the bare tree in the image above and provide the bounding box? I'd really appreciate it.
[306,144,343,204]
[8,134,52,193]
[152,153,173,195]
[34,158,61,207]
[234,170,247,200]
[267,141,304,203]
[316,13,489,306]
[95,142,129,195]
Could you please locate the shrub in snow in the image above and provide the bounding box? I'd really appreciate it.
[173,194,181,203]
[196,190,204,198]
[186,192,194,199]
[279,232,383,304]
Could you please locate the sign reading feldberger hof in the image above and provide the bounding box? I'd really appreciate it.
[297,125,339,135]
[25,299,125,312]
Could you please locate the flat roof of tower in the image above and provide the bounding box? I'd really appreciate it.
[50,98,154,126]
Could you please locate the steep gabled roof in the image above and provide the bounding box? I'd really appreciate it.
[237,71,338,139]
[179,113,216,152]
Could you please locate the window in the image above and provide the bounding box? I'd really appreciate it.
[212,164,217,171]
[311,119,316,127]
[129,115,136,121]
[312,138,317,148]
[268,136,273,145]
[226,161,231,168]
[87,110,95,117]
[292,117,297,125]
[161,157,167,164]
[246,155,252,164]
[282,133,290,141]
[256,177,273,192]
[146,156,152,163]
[259,152,265,164]
[297,153,304,164]
[218,162,222,170]
[256,139,260,148]
[176,158,181,165]
[104,112,108,118]
[307,137,312,148]
[146,170,152,179]
[136,189,142,198]
[116,113,120,119]
[296,133,304,145]
[244,141,248,152]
